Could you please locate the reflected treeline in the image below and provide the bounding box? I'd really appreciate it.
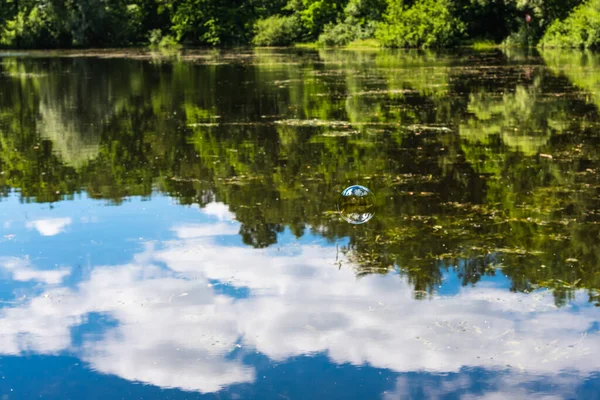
[1,49,600,305]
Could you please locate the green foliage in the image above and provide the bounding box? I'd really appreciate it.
[0,0,592,49]
[158,34,180,48]
[453,0,516,42]
[346,38,381,48]
[503,25,537,47]
[460,76,569,155]
[318,22,360,46]
[147,29,163,46]
[286,0,347,40]
[166,0,246,45]
[0,0,147,48]
[1,3,64,48]
[539,0,600,48]
[0,0,15,27]
[161,0,288,46]
[499,0,586,46]
[317,0,383,46]
[376,0,466,48]
[147,29,180,48]
[470,39,497,49]
[253,15,300,46]
[542,49,600,108]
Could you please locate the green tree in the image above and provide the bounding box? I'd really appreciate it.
[376,0,466,48]
[253,15,301,46]
[285,0,347,40]
[165,0,282,45]
[317,0,386,46]
[540,0,600,48]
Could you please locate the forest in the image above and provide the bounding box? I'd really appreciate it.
[0,0,599,49]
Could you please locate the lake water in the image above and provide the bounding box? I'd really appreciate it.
[0,48,599,399]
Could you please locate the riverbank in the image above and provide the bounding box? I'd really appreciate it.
[2,0,597,52]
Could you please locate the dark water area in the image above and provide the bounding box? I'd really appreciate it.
[0,48,599,399]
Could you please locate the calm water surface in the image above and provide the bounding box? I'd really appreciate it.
[0,48,599,399]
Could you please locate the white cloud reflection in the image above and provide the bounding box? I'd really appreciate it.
[0,212,598,395]
[0,257,70,284]
[383,373,577,400]
[202,202,236,221]
[26,217,72,236]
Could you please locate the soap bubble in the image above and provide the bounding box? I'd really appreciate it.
[338,185,375,224]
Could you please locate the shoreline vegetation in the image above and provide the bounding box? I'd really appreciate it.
[0,0,599,51]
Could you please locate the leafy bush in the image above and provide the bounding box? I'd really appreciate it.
[503,26,536,47]
[159,35,180,48]
[1,0,144,48]
[344,0,386,23]
[471,39,497,50]
[318,20,378,46]
[375,0,465,48]
[66,0,144,47]
[286,0,347,40]
[148,29,163,46]
[540,0,600,48]
[0,6,65,48]
[318,22,359,46]
[147,29,180,48]
[317,0,383,46]
[252,15,300,46]
[167,0,260,45]
[346,38,381,48]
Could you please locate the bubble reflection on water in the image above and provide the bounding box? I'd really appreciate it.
[338,185,375,225]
